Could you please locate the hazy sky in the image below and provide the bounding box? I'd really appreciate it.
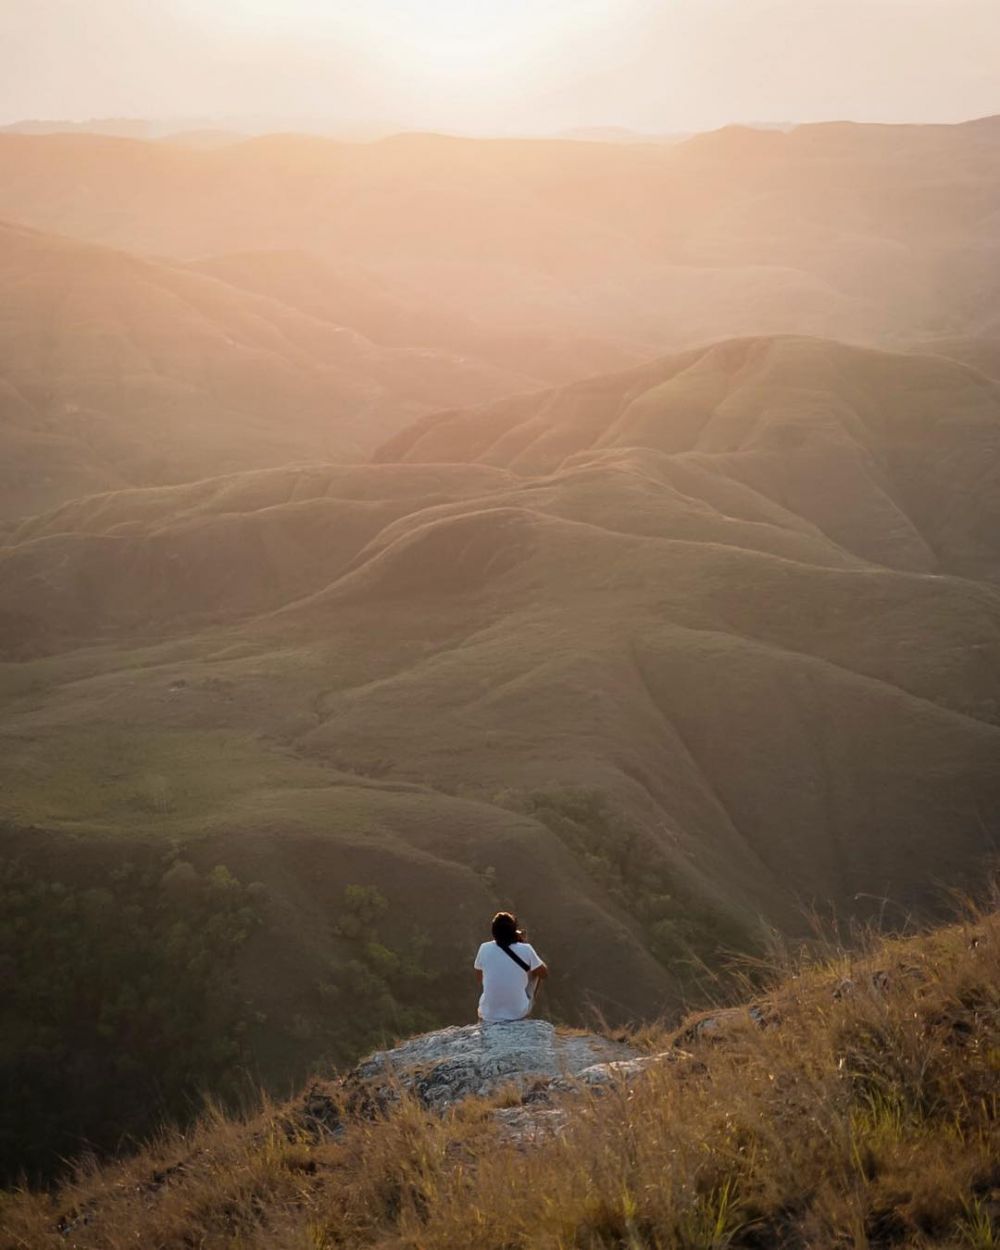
[2,0,999,134]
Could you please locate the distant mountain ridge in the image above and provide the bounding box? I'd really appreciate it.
[1,118,997,371]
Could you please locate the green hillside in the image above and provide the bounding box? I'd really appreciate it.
[377,335,1000,580]
[2,336,998,1176]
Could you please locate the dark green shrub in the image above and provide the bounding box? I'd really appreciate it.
[0,855,263,1185]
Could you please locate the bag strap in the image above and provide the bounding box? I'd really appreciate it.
[497,940,531,973]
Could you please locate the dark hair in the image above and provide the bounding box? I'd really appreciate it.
[491,911,525,948]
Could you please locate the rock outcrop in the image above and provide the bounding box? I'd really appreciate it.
[348,1020,639,1110]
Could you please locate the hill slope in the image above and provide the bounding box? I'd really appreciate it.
[185,250,647,385]
[377,335,1000,581]
[2,336,998,1122]
[0,221,530,519]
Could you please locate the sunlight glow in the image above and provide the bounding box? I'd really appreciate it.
[184,0,618,76]
[6,0,1000,134]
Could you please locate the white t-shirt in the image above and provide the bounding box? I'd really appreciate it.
[474,940,544,1023]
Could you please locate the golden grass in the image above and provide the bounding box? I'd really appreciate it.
[3,903,998,1250]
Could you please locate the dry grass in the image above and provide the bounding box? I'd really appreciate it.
[3,903,998,1250]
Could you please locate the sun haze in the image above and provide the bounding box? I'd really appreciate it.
[4,0,1000,1221]
[3,0,1000,133]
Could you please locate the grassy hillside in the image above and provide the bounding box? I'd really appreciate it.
[377,335,1000,581]
[2,336,998,1167]
[0,221,530,519]
[1,121,998,368]
[2,904,997,1249]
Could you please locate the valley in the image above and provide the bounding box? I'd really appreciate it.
[2,115,999,1188]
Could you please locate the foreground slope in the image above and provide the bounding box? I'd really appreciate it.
[0,221,529,519]
[2,337,999,1125]
[3,908,998,1248]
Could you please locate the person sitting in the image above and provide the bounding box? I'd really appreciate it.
[474,910,548,1023]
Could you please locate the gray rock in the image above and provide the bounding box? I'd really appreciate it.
[547,1047,702,1094]
[491,1104,569,1143]
[350,1020,639,1111]
[570,1053,670,1086]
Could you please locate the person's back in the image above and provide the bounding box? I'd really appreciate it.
[474,911,548,1023]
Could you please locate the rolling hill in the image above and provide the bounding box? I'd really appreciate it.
[377,335,1000,581]
[0,221,531,520]
[2,335,998,1104]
